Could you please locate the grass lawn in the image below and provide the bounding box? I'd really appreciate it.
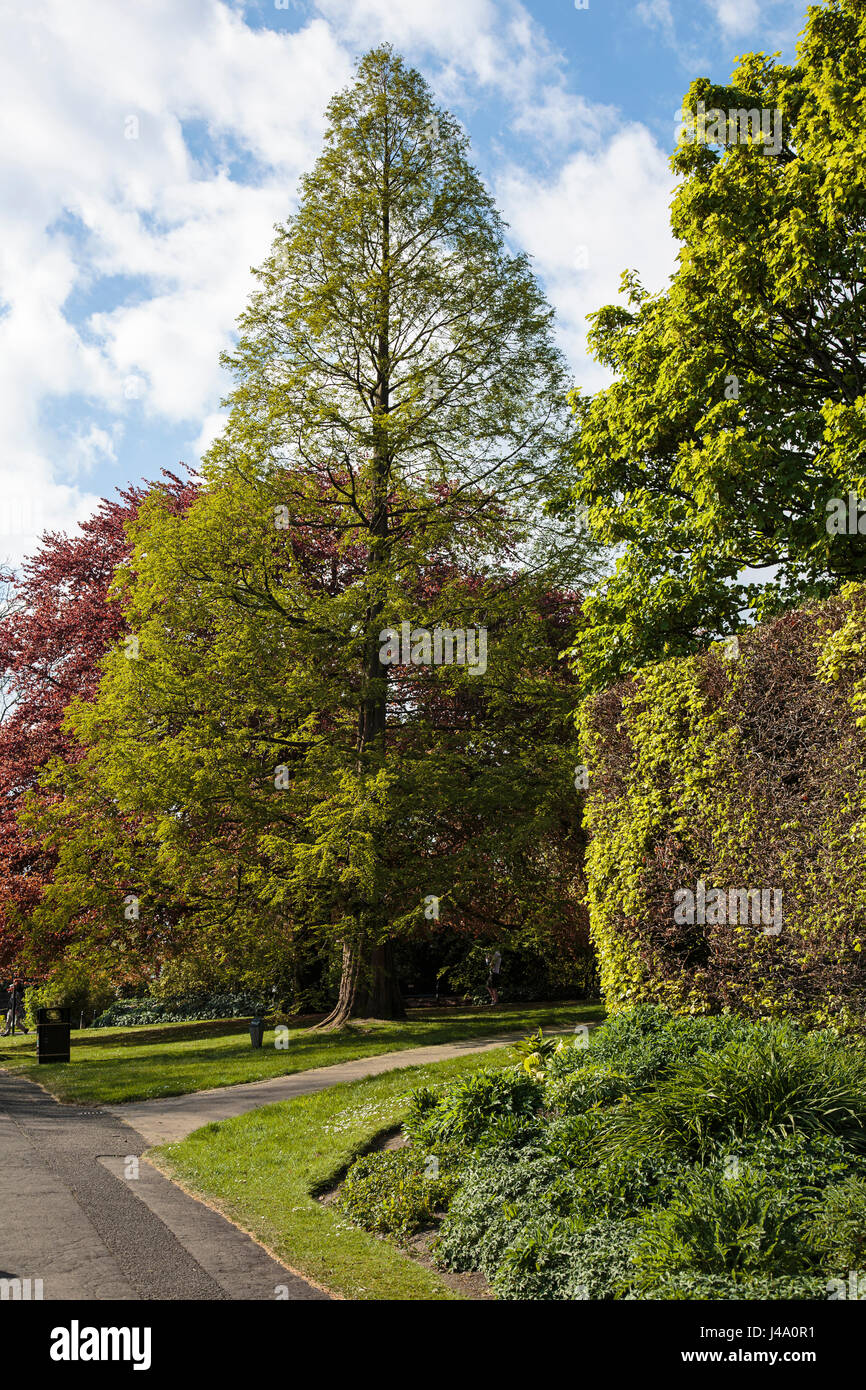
[0,1001,603,1104]
[150,1043,523,1300]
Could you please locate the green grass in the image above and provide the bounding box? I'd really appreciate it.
[151,1043,524,1300]
[0,1001,603,1104]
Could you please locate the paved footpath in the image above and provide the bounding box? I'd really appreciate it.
[107,1027,580,1144]
[1,1024,595,1301]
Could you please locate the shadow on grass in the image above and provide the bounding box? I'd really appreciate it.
[0,1001,604,1103]
[6,1000,600,1057]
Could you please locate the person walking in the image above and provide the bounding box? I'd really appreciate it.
[484,949,501,1006]
[1,979,28,1036]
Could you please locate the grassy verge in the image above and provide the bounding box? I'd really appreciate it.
[0,1001,603,1104]
[150,1043,522,1300]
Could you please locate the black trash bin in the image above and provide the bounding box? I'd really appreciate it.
[37,1006,71,1064]
[249,1015,265,1049]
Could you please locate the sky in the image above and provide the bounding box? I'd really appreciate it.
[0,0,810,566]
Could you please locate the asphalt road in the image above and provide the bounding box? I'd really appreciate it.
[0,1070,329,1302]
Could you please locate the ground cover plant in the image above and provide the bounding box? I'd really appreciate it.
[335,1006,866,1299]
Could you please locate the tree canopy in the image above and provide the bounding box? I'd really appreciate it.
[565,0,866,693]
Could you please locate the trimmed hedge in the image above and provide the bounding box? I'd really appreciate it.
[579,583,866,1025]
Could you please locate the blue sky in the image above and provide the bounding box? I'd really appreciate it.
[0,0,809,564]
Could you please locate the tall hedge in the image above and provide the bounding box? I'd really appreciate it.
[579,584,866,1026]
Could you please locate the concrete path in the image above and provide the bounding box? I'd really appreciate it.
[107,1027,576,1145]
[0,1070,328,1301]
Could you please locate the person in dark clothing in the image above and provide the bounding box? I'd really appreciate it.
[1,979,28,1036]
[485,950,501,1006]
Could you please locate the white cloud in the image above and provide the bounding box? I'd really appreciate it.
[711,0,761,37]
[497,126,679,392]
[69,425,119,475]
[313,0,507,89]
[511,88,619,150]
[636,0,675,39]
[0,0,684,563]
[0,0,350,555]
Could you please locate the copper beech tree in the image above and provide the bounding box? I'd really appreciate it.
[0,474,195,982]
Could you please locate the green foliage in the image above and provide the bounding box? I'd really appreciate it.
[543,1063,631,1116]
[402,1067,543,1151]
[336,1009,866,1299]
[805,1175,866,1272]
[432,1145,582,1276]
[25,960,116,1028]
[93,991,270,1028]
[337,1145,461,1238]
[598,1025,866,1158]
[564,0,866,694]
[580,591,866,1022]
[631,1167,816,1289]
[494,1218,637,1301]
[513,1026,562,1062]
[19,45,598,1013]
[545,1004,754,1086]
[645,1271,832,1301]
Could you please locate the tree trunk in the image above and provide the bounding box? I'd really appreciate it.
[323,74,401,1033]
[316,938,365,1030]
[316,937,405,1029]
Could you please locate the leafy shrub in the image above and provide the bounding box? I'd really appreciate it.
[630,1167,817,1291]
[338,1009,866,1300]
[598,1025,866,1158]
[25,964,117,1029]
[805,1175,866,1272]
[433,1146,579,1276]
[643,1271,833,1301]
[542,1111,605,1168]
[473,1112,546,1151]
[717,1131,858,1196]
[570,1147,683,1220]
[402,1067,543,1151]
[338,1146,460,1238]
[493,1217,637,1301]
[514,1028,563,1079]
[93,990,270,1027]
[545,1006,757,1089]
[544,1063,631,1116]
[579,589,866,1025]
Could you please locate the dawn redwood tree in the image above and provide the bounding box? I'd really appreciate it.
[0,474,195,976]
[202,44,578,1022]
[31,46,591,1026]
[565,0,866,693]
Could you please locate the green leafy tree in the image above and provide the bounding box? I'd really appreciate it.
[28,46,596,1025]
[566,0,866,693]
